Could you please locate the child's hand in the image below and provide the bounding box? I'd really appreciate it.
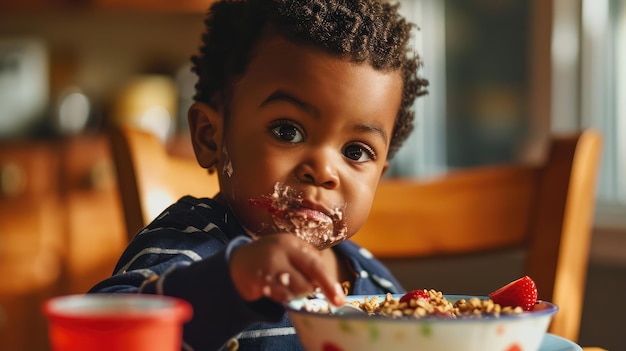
[229,234,345,306]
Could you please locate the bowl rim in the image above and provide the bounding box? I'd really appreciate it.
[286,294,558,323]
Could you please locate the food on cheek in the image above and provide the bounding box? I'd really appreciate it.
[249,182,347,249]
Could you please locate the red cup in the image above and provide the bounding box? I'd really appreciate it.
[43,294,193,351]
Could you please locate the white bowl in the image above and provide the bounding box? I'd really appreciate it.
[287,294,557,351]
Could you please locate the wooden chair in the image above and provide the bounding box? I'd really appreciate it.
[352,129,603,344]
[108,126,220,240]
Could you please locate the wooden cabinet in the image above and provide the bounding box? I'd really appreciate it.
[0,140,62,351]
[0,142,62,294]
[59,135,127,294]
[0,134,127,351]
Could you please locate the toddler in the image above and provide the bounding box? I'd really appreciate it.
[90,0,428,349]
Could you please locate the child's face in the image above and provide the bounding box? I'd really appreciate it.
[190,33,403,249]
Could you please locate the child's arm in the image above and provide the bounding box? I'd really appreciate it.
[90,234,284,350]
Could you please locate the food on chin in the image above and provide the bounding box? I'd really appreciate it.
[249,182,347,249]
[300,276,539,319]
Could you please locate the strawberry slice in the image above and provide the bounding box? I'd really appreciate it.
[488,276,538,311]
[399,289,430,304]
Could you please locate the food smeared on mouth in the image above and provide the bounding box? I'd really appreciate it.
[249,183,347,249]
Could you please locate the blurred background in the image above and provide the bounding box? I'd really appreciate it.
[0,0,624,350]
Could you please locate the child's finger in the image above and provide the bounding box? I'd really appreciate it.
[259,276,294,303]
[260,270,314,303]
[321,281,346,306]
[274,271,316,299]
[289,246,345,306]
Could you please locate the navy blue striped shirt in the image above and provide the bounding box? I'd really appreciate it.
[89,196,404,351]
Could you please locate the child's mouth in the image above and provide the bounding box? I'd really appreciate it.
[249,183,347,249]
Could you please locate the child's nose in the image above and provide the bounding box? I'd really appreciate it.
[295,150,339,188]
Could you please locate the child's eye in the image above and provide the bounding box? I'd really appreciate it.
[343,143,377,162]
[270,122,304,143]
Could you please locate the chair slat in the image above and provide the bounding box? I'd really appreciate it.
[354,166,539,258]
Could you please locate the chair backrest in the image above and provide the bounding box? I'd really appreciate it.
[109,126,220,240]
[351,129,603,343]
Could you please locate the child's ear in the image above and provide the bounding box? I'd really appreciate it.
[188,102,223,170]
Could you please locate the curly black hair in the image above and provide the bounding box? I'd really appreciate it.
[191,0,429,159]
